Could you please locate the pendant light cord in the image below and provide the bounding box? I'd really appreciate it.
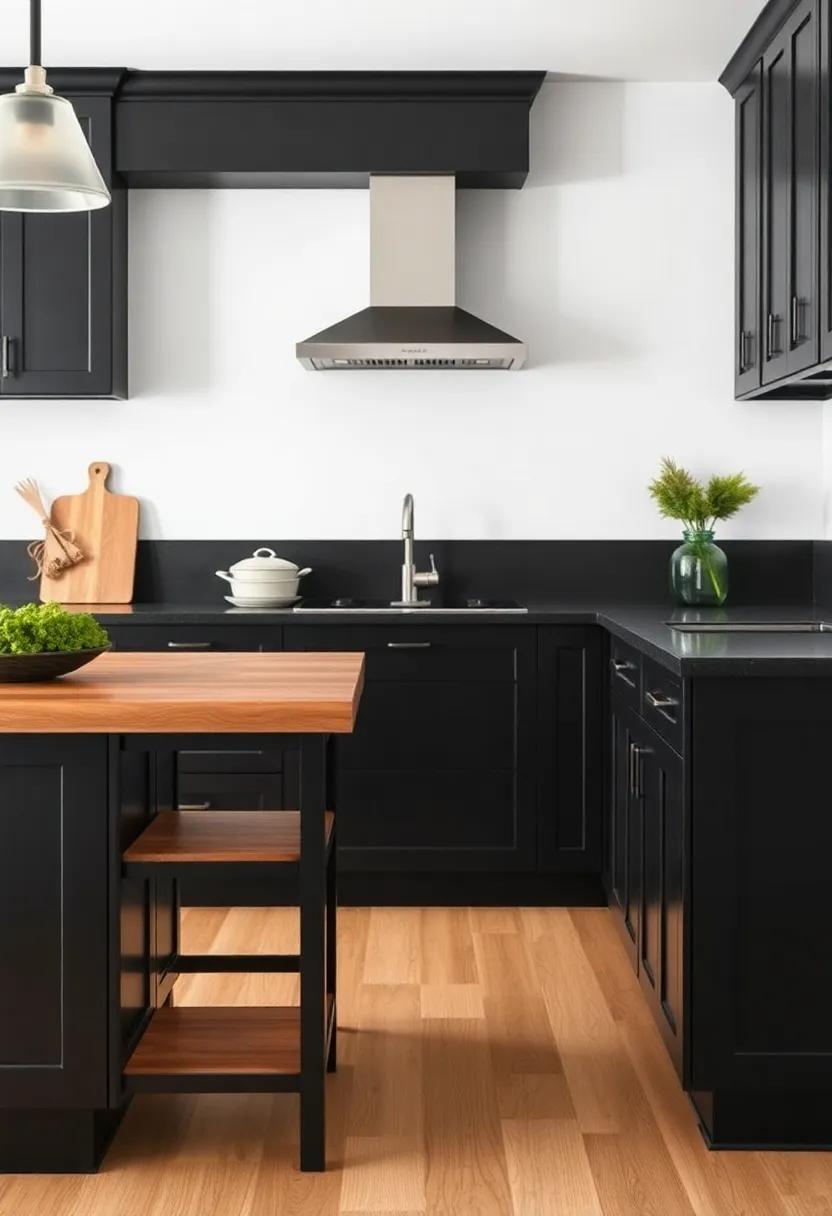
[30,0,41,66]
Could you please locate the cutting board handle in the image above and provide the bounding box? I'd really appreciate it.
[88,461,111,490]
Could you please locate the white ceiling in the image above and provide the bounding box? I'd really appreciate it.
[8,0,767,82]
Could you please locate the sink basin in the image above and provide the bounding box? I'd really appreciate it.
[295,597,528,614]
[668,621,832,633]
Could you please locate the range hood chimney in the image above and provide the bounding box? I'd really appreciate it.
[296,174,526,370]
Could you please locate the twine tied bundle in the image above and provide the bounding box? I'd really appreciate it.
[14,478,86,580]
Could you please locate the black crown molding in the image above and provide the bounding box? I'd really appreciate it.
[0,68,546,189]
[719,0,799,94]
[117,70,546,103]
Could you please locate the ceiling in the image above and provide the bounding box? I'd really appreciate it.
[8,0,767,82]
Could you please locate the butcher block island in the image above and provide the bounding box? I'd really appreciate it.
[0,651,364,1173]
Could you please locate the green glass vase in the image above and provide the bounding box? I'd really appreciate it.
[670,530,728,606]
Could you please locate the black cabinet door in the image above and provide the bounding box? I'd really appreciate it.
[537,627,603,873]
[636,727,685,1079]
[0,735,108,1107]
[762,0,819,384]
[735,63,763,394]
[284,625,537,872]
[0,97,126,399]
[821,0,832,359]
[607,695,641,969]
[105,625,268,652]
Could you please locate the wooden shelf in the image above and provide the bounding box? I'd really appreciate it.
[123,810,334,864]
[124,1006,302,1076]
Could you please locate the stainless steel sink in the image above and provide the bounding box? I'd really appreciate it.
[668,621,832,633]
[295,598,528,614]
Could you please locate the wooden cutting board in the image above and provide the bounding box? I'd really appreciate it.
[40,462,139,604]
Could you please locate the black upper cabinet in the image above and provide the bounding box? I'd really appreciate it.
[762,0,819,384]
[0,95,127,400]
[725,0,827,399]
[735,64,763,394]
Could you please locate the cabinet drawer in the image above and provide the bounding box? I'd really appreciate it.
[176,771,283,811]
[284,625,519,682]
[641,657,684,754]
[106,625,267,652]
[177,748,283,775]
[608,636,641,708]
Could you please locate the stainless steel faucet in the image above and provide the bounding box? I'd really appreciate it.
[391,493,439,607]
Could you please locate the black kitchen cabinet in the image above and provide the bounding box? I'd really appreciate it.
[635,721,684,1077]
[0,735,108,1108]
[607,696,642,970]
[735,63,763,394]
[0,95,127,400]
[285,625,537,872]
[607,690,685,1079]
[537,627,603,873]
[724,0,830,398]
[762,0,819,384]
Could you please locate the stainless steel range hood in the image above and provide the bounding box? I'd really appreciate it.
[296,175,526,370]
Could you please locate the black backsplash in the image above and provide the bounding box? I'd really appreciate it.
[0,538,818,607]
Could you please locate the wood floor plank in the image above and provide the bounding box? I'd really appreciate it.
[422,1017,514,1215]
[468,907,521,934]
[583,1131,698,1216]
[339,1136,426,1213]
[364,908,421,984]
[348,984,423,1139]
[420,983,485,1019]
[531,908,625,1133]
[474,930,562,1077]
[420,908,477,984]
[501,1118,604,1216]
[496,1073,576,1120]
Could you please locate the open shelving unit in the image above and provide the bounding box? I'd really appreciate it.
[120,779,336,1166]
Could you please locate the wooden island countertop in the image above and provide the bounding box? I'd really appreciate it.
[0,651,365,733]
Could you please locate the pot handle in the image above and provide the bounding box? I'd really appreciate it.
[252,547,277,558]
[215,570,233,583]
[296,567,312,578]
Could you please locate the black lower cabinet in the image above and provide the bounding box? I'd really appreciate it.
[607,692,685,1079]
[689,676,832,1145]
[0,735,115,1171]
[284,625,538,875]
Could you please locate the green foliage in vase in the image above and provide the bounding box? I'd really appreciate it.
[648,457,759,534]
[0,603,110,655]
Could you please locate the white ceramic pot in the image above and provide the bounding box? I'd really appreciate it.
[216,548,311,599]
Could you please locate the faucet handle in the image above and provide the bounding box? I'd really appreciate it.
[414,553,440,589]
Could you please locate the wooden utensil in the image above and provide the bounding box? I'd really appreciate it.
[14,477,86,580]
[40,462,139,604]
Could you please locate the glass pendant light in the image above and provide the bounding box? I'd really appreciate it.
[0,0,110,212]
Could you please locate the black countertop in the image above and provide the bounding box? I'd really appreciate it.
[76,600,832,677]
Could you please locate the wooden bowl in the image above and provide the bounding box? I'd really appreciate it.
[0,645,111,683]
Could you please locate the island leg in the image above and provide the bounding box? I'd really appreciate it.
[299,733,329,1172]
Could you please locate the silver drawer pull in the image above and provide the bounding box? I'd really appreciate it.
[611,658,636,687]
[167,641,213,650]
[387,641,432,649]
[177,801,212,811]
[645,690,678,711]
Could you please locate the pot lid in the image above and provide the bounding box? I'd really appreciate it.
[228,547,301,573]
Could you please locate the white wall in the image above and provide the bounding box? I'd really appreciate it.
[0,82,824,541]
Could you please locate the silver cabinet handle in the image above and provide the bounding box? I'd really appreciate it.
[791,295,804,346]
[1,336,10,379]
[167,641,213,650]
[177,801,212,811]
[645,690,678,711]
[387,641,431,649]
[627,740,635,797]
[631,745,649,799]
[611,658,636,688]
[767,312,780,360]
[739,330,753,372]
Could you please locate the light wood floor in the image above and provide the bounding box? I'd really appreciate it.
[1,905,829,1216]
